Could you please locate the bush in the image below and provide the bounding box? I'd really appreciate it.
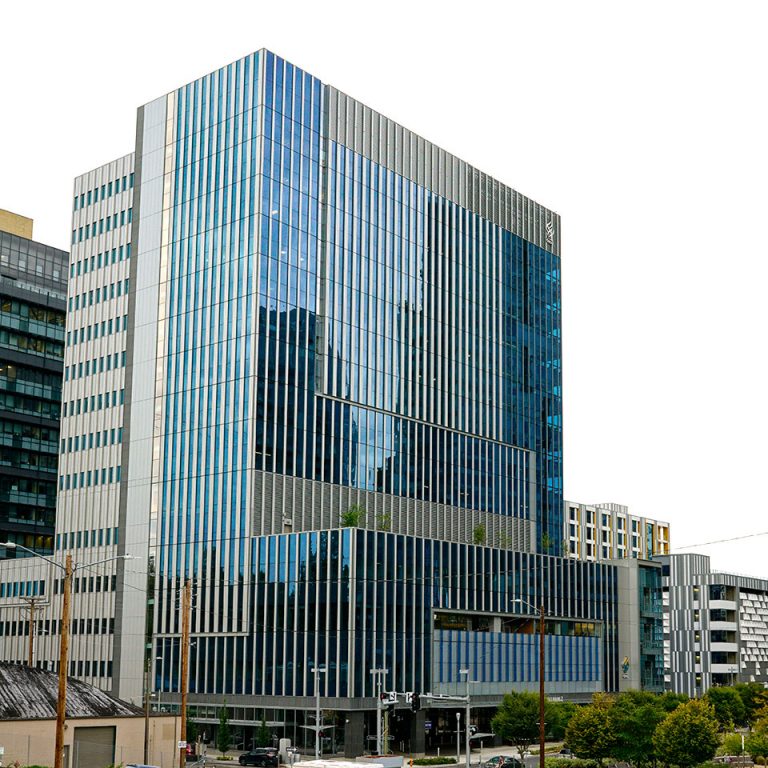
[412,759,457,766]
[544,760,599,768]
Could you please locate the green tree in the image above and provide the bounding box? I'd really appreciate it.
[658,691,689,713]
[652,699,719,768]
[255,716,271,748]
[217,702,232,755]
[746,728,768,761]
[735,683,768,727]
[473,525,486,545]
[705,687,747,730]
[720,733,744,756]
[609,690,666,768]
[565,694,617,767]
[492,692,540,759]
[187,715,199,744]
[340,504,364,527]
[546,700,577,741]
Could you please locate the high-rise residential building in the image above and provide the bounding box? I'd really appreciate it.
[658,553,768,697]
[0,214,67,557]
[1,51,626,756]
[564,501,670,562]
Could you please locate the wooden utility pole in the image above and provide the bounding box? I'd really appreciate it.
[54,554,73,768]
[179,580,191,768]
[21,597,39,667]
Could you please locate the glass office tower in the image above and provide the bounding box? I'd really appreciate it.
[114,50,615,753]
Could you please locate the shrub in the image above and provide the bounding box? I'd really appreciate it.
[412,758,457,766]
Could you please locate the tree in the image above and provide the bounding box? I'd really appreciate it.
[473,525,486,545]
[187,715,199,744]
[340,504,364,527]
[652,699,719,768]
[746,729,768,761]
[705,687,747,731]
[546,700,577,741]
[658,691,689,713]
[492,692,540,759]
[217,702,232,756]
[565,694,617,767]
[255,716,271,748]
[735,683,768,727]
[609,690,666,768]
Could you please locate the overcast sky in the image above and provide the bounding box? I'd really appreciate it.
[2,0,766,577]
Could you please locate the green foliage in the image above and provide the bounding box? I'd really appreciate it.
[609,690,666,768]
[376,512,391,531]
[755,756,767,766]
[652,699,720,768]
[719,733,743,756]
[658,691,689,713]
[473,524,486,545]
[541,533,552,552]
[544,761,598,768]
[340,504,364,527]
[187,715,199,743]
[747,728,768,760]
[492,691,540,757]
[706,687,747,730]
[217,701,232,755]
[735,683,768,726]
[412,758,457,765]
[565,694,617,766]
[255,716,271,748]
[546,700,577,740]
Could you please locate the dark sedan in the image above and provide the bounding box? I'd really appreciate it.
[239,750,278,767]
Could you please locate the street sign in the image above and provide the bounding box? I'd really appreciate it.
[424,720,432,731]
[382,691,397,704]
[178,741,187,749]
[405,692,413,704]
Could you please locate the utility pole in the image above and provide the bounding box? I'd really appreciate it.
[54,554,72,768]
[179,580,191,768]
[21,597,41,667]
[370,668,387,755]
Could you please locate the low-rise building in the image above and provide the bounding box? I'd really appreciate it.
[0,661,178,768]
[564,501,670,562]
[657,553,768,696]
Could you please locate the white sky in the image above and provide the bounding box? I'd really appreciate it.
[2,0,767,577]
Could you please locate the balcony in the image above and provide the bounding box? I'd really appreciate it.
[710,599,737,611]
[711,663,740,675]
[710,621,738,632]
[711,642,739,653]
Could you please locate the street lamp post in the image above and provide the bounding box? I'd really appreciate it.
[1,542,133,768]
[459,669,471,768]
[310,665,327,759]
[511,599,546,768]
[455,711,461,764]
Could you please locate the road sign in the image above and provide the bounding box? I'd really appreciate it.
[424,720,432,731]
[178,741,187,749]
[405,692,413,704]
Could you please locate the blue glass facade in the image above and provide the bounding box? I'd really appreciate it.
[135,49,601,726]
[156,530,617,698]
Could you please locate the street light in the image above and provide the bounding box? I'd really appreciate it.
[459,669,471,768]
[310,665,327,759]
[0,541,134,768]
[510,599,546,768]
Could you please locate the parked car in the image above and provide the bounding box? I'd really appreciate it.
[483,757,523,768]
[239,749,279,767]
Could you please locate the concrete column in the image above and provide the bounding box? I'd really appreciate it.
[344,711,366,758]
[409,709,426,755]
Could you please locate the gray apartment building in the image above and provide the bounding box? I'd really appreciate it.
[658,553,768,696]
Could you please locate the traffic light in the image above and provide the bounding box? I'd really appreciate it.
[411,693,420,712]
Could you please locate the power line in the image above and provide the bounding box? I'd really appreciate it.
[674,530,768,550]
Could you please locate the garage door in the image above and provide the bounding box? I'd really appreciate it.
[73,725,116,768]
